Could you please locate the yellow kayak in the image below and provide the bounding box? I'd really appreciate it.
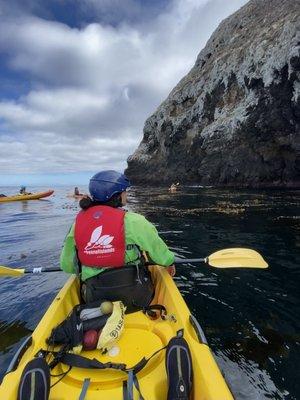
[0,190,54,203]
[0,267,233,399]
[67,194,86,200]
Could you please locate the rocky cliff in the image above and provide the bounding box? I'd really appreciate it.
[126,0,300,187]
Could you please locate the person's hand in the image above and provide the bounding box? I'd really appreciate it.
[167,264,176,277]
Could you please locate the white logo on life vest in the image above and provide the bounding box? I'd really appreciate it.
[84,226,115,254]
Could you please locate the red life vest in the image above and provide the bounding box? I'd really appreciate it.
[74,205,126,268]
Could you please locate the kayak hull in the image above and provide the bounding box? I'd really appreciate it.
[67,194,85,200]
[0,190,54,202]
[0,267,233,399]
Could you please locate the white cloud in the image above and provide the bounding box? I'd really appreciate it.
[0,0,247,176]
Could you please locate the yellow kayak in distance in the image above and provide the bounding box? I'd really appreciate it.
[0,267,234,399]
[0,190,54,203]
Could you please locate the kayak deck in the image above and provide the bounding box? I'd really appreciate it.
[0,190,54,202]
[0,267,233,399]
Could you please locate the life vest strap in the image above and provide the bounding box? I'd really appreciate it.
[44,344,166,374]
[78,378,90,400]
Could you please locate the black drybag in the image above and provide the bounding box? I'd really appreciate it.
[17,358,50,400]
[47,301,110,348]
[165,331,193,400]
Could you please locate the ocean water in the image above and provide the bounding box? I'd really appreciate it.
[0,185,299,399]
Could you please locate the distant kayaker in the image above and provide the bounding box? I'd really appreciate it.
[60,170,175,312]
[74,187,81,196]
[168,182,180,192]
[19,186,31,195]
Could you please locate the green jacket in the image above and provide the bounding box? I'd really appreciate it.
[60,211,175,281]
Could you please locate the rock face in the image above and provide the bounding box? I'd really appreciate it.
[126,0,300,187]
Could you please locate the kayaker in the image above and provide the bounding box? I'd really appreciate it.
[19,186,32,195]
[74,187,80,196]
[168,182,179,192]
[60,170,175,311]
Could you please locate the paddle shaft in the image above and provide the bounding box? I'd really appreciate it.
[1,247,267,277]
[24,267,62,274]
[174,258,206,264]
[26,260,206,273]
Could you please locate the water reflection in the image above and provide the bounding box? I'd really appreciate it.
[21,202,29,213]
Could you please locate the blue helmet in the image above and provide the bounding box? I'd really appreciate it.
[89,170,130,202]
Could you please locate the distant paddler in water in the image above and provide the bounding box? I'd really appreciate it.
[67,187,86,200]
[168,182,180,192]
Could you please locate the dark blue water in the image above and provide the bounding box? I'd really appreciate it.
[0,185,299,399]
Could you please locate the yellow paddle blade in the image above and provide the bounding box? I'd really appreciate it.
[207,248,268,269]
[0,266,25,277]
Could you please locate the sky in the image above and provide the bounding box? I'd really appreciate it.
[0,0,247,186]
